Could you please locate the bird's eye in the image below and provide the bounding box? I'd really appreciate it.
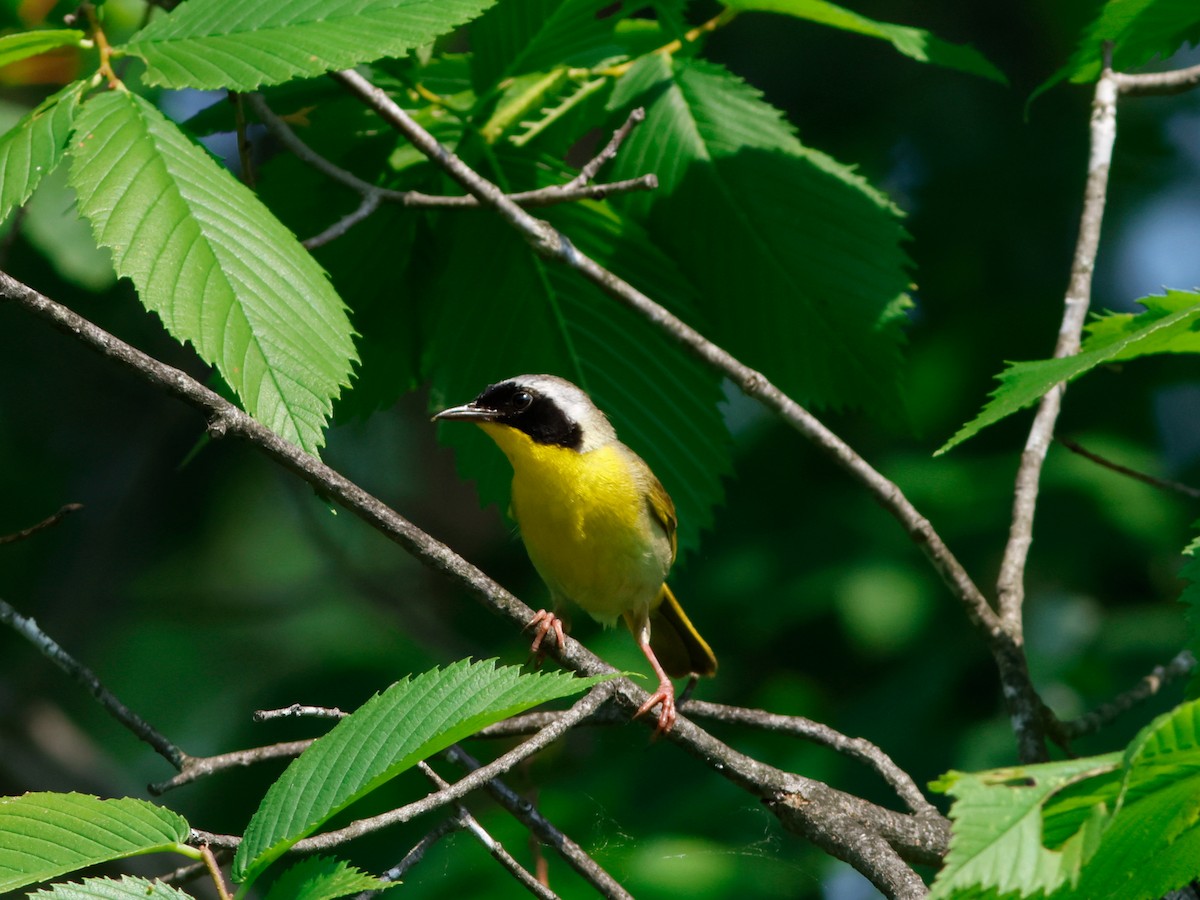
[511,390,533,411]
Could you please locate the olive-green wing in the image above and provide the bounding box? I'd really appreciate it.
[645,474,678,564]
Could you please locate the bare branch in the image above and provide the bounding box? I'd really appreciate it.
[254,703,346,721]
[991,52,1120,762]
[151,740,313,795]
[566,106,646,188]
[0,597,186,770]
[1060,650,1196,740]
[243,91,656,245]
[445,745,635,900]
[416,761,559,900]
[0,502,83,545]
[370,816,464,888]
[303,193,381,249]
[1114,62,1200,96]
[683,700,936,816]
[1058,437,1200,500]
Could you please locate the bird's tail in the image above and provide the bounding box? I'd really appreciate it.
[649,584,718,678]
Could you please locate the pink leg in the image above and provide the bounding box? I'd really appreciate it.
[527,609,566,655]
[633,634,677,735]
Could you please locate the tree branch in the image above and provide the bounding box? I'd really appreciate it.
[992,50,1120,762]
[1060,650,1196,741]
[416,761,559,900]
[243,91,657,245]
[682,700,937,817]
[1057,437,1200,500]
[0,597,186,770]
[444,745,633,900]
[0,502,83,545]
[1114,62,1200,96]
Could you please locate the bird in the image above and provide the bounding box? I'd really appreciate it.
[434,374,717,733]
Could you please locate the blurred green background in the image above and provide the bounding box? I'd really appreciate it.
[3,1,1200,897]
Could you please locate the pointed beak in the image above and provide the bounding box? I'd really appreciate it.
[432,403,498,423]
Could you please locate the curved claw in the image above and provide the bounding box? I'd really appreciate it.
[634,682,677,735]
[527,609,566,655]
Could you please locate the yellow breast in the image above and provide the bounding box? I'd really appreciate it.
[479,422,671,624]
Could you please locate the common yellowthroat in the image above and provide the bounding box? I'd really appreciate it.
[435,375,717,732]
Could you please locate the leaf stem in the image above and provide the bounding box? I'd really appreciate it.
[83,3,122,90]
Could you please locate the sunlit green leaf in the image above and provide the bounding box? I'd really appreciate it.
[232,660,608,883]
[0,793,191,893]
[0,80,83,224]
[939,290,1200,453]
[125,0,499,90]
[30,875,197,899]
[931,699,1200,899]
[0,29,84,69]
[67,90,356,453]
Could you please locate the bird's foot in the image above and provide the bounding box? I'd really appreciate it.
[634,681,677,736]
[527,609,566,656]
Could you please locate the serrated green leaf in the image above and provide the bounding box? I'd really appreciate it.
[1034,0,1200,101]
[0,80,83,223]
[470,0,627,92]
[424,184,730,557]
[928,756,1121,898]
[67,90,356,453]
[723,0,1007,84]
[0,793,191,893]
[930,700,1200,899]
[608,55,912,418]
[30,875,197,900]
[125,0,499,91]
[0,29,84,69]
[263,856,398,900]
[939,290,1200,453]
[232,659,607,883]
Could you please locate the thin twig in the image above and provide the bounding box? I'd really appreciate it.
[150,739,313,795]
[303,193,381,248]
[417,761,559,900]
[1060,650,1196,740]
[445,746,634,900]
[244,92,657,232]
[566,107,646,188]
[0,503,83,545]
[1114,62,1200,96]
[1058,437,1200,499]
[254,703,346,721]
[361,816,465,896]
[0,597,186,770]
[992,48,1120,762]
